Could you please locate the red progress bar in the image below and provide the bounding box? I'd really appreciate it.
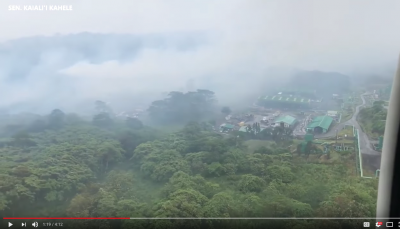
[4,218,130,219]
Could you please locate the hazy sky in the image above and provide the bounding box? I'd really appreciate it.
[0,0,400,113]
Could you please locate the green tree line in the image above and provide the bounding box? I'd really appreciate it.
[359,100,387,138]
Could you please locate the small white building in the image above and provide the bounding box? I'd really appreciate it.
[326,110,338,117]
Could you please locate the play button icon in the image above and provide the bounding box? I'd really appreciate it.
[8,222,13,227]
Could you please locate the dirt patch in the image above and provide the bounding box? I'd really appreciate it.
[362,154,381,172]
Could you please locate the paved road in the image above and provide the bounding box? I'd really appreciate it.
[316,93,381,170]
[316,93,380,155]
[348,93,381,156]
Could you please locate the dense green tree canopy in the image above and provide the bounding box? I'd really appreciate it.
[147,89,217,124]
[359,100,387,137]
[0,94,378,229]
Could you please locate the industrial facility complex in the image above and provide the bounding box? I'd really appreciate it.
[257,89,323,110]
[220,87,381,147]
[215,84,385,178]
[218,85,386,179]
[220,110,335,136]
[216,87,371,152]
[220,88,342,138]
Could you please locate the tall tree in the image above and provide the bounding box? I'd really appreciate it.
[93,112,114,128]
[147,89,217,124]
[95,100,114,115]
[125,117,143,129]
[98,142,125,172]
[48,109,65,129]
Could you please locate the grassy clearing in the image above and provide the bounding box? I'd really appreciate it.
[362,168,376,177]
[340,108,354,123]
[358,120,381,140]
[325,151,341,163]
[338,127,353,137]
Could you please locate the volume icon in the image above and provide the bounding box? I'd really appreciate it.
[32,222,38,227]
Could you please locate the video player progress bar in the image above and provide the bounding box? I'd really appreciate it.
[4,217,400,220]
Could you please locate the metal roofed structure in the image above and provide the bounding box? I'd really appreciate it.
[261,95,312,103]
[306,116,334,134]
[275,88,318,98]
[274,115,297,128]
[257,95,312,109]
[220,123,235,129]
[220,123,235,132]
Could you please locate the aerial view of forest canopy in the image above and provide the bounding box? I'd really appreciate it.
[0,89,379,229]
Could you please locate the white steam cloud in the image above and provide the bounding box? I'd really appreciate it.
[0,0,399,113]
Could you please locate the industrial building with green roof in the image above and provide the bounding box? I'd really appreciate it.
[306,116,334,134]
[220,123,235,132]
[274,115,297,128]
